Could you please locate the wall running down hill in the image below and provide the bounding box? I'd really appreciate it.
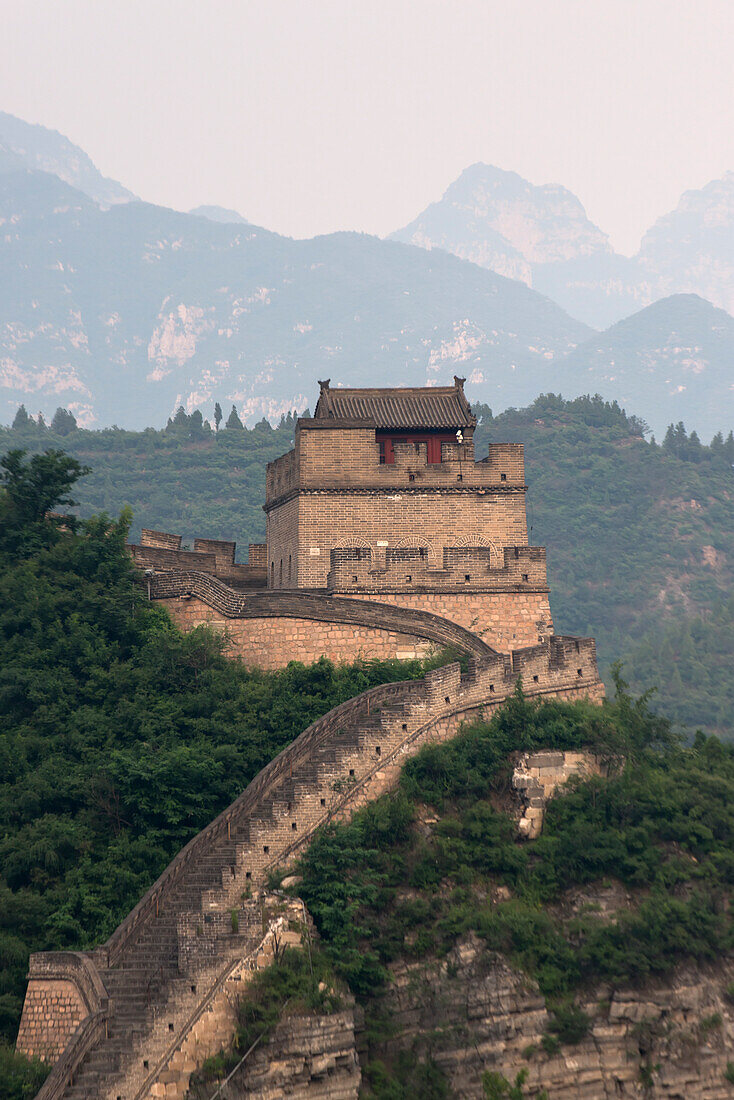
[18,584,602,1100]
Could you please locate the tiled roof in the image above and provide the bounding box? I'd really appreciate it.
[314,378,476,430]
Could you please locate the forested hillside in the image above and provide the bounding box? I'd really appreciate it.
[475,396,734,736]
[1,394,732,736]
[0,452,437,1093]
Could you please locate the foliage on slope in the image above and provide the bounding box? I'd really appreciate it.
[474,394,734,735]
[292,682,734,1096]
[3,393,731,735]
[0,408,297,545]
[0,449,437,1073]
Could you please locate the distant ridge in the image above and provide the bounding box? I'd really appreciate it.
[0,111,136,207]
[555,294,734,438]
[189,204,250,224]
[0,164,590,430]
[392,162,734,330]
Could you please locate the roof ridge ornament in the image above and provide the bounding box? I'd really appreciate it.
[316,379,332,418]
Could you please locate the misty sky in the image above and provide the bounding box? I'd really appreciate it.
[2,0,733,255]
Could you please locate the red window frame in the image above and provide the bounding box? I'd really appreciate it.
[377,432,456,465]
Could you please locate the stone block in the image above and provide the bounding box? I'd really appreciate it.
[527,753,564,768]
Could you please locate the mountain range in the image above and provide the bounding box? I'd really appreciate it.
[391,162,734,331]
[0,112,732,437]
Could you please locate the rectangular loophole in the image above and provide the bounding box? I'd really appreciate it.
[489,684,495,693]
[375,746,381,755]
[245,871,251,879]
[464,574,470,582]
[522,573,529,582]
[320,797,326,806]
[402,723,407,731]
[291,822,297,830]
[143,1061,149,1069]
[405,575,412,583]
[577,668,583,677]
[533,675,539,683]
[349,768,355,777]
[168,1023,174,1031]
[191,985,196,994]
[263,845,269,853]
[445,696,450,704]
[501,473,507,480]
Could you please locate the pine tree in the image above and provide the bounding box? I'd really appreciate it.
[37,412,47,431]
[11,405,30,429]
[51,407,78,435]
[226,404,243,430]
[725,431,734,464]
[214,402,223,432]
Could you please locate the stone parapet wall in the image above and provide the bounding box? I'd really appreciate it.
[149,571,552,662]
[139,899,309,1100]
[129,536,267,590]
[16,953,108,1064]
[265,422,526,507]
[161,598,433,669]
[146,572,497,661]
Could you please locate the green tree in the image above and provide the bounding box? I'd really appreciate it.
[226,404,243,430]
[11,407,29,431]
[0,449,89,554]
[50,407,78,435]
[214,402,223,431]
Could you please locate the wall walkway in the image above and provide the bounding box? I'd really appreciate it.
[20,590,603,1100]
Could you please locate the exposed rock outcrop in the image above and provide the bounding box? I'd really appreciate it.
[365,934,734,1098]
[220,1009,360,1099]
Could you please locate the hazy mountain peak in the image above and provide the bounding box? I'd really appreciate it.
[391,163,611,275]
[637,171,734,316]
[188,204,250,224]
[0,111,136,207]
[557,292,734,437]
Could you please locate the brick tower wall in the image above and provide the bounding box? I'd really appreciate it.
[265,422,529,590]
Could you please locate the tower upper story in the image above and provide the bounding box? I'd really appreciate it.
[265,378,537,594]
[266,377,525,502]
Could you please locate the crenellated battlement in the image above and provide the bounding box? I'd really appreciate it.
[327,544,549,593]
[128,531,267,589]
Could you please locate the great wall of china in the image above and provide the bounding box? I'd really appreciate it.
[16,381,607,1097]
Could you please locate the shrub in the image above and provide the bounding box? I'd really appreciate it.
[546,1001,591,1044]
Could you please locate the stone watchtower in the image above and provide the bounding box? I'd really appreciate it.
[265,378,554,652]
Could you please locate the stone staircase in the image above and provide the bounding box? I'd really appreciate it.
[57,679,432,1099]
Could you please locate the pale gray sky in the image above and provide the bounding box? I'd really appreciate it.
[2,0,733,254]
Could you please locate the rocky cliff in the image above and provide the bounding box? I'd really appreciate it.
[192,927,734,1099]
